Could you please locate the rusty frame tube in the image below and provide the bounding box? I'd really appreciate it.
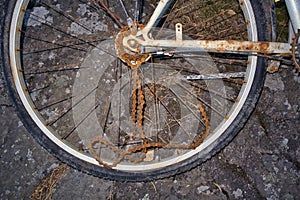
[124,34,292,55]
[140,39,291,55]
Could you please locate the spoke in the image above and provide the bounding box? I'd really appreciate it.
[212,56,247,66]
[165,2,242,39]
[118,0,133,25]
[153,94,190,137]
[20,31,87,53]
[187,81,236,102]
[256,54,294,65]
[187,11,240,34]
[176,81,225,118]
[24,66,81,75]
[24,63,79,74]
[28,12,83,38]
[150,59,160,142]
[27,13,118,58]
[145,61,202,76]
[134,0,144,22]
[47,86,99,126]
[101,99,111,134]
[88,0,125,28]
[207,26,246,40]
[138,69,192,136]
[169,85,206,127]
[62,103,100,140]
[156,1,179,38]
[38,96,73,111]
[179,72,246,80]
[116,59,122,145]
[22,37,108,54]
[29,85,50,93]
[143,61,238,102]
[40,1,93,34]
[223,79,244,86]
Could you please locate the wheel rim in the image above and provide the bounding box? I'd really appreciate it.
[10,0,258,171]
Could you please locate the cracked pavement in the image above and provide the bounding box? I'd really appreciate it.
[1,64,299,199]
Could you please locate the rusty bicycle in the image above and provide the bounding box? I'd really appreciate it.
[1,0,299,181]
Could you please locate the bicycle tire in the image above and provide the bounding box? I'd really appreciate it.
[1,0,273,181]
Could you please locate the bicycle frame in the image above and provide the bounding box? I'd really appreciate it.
[123,0,299,56]
[286,0,300,32]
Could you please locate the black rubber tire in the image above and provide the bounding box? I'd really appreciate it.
[0,0,274,181]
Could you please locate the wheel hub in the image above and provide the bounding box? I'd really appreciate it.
[115,24,151,69]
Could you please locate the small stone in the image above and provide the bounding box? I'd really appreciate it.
[141,194,150,200]
[233,188,243,198]
[14,150,20,155]
[197,186,209,194]
[267,60,280,73]
[282,138,289,146]
[144,150,154,162]
[47,163,60,173]
[284,99,292,110]
[18,121,23,127]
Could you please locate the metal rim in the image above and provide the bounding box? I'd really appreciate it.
[9,0,258,171]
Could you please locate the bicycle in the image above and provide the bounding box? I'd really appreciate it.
[1,0,299,181]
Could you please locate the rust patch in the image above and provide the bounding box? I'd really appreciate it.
[119,53,151,69]
[291,30,300,72]
[259,42,270,53]
[115,23,150,69]
[245,43,254,51]
[267,65,279,73]
[212,40,274,54]
[232,41,270,54]
[240,0,245,7]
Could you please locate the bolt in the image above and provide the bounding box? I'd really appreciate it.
[128,39,138,48]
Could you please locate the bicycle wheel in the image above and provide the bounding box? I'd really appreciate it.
[1,0,272,181]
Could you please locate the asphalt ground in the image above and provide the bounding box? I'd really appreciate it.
[1,1,299,199]
[1,62,299,200]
